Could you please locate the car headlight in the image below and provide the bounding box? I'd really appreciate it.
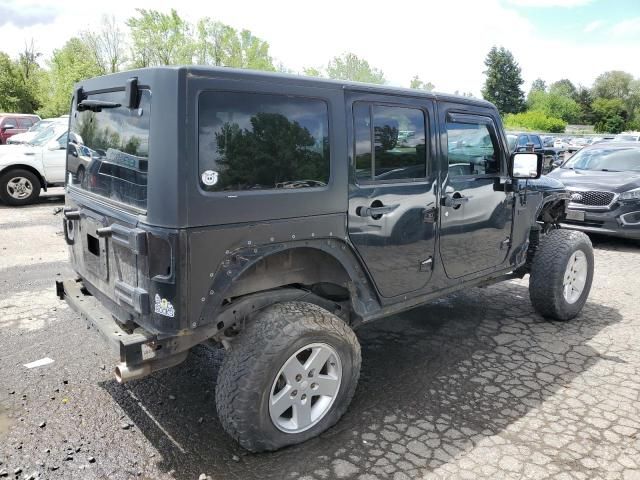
[619,188,640,201]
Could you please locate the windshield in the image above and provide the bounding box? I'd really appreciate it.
[29,120,52,133]
[30,126,63,146]
[562,146,640,172]
[68,90,150,210]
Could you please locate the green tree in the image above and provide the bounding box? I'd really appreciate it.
[481,46,525,115]
[530,78,546,93]
[549,79,577,99]
[528,90,581,123]
[527,78,547,103]
[592,98,628,133]
[592,71,634,100]
[39,38,102,117]
[503,111,566,133]
[326,53,385,84]
[81,15,126,74]
[195,18,237,66]
[409,75,434,92]
[126,9,194,67]
[0,52,40,113]
[234,30,275,71]
[302,67,323,77]
[574,86,594,124]
[194,18,275,71]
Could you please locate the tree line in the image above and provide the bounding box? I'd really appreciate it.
[482,46,640,133]
[0,9,638,134]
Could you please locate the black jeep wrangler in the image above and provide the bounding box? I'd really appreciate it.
[56,67,594,452]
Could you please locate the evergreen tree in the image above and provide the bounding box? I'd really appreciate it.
[481,46,525,115]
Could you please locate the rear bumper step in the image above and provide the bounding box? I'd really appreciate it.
[56,278,189,382]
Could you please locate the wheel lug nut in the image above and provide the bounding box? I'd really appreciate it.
[311,383,317,390]
[291,390,298,397]
[295,374,302,382]
[301,394,307,401]
[308,369,315,377]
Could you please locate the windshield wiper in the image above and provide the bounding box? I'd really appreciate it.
[600,169,619,172]
[77,99,121,112]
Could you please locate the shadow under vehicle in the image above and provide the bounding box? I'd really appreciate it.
[56,67,594,452]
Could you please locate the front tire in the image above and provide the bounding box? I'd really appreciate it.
[529,229,594,320]
[0,169,41,206]
[215,301,361,452]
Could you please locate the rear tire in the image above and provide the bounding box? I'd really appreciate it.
[215,301,361,452]
[529,229,594,320]
[0,169,41,206]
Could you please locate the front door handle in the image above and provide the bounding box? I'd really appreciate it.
[442,194,469,208]
[357,204,399,218]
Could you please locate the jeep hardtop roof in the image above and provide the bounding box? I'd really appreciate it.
[77,65,494,109]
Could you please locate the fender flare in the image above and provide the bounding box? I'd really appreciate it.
[195,238,381,332]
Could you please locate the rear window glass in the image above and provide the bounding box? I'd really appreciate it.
[198,92,330,191]
[68,90,150,210]
[353,103,427,182]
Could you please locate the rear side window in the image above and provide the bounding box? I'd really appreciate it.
[17,118,33,128]
[353,103,427,182]
[198,92,330,192]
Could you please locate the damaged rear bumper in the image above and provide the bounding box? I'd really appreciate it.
[55,278,193,382]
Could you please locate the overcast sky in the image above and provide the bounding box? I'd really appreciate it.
[1,0,639,96]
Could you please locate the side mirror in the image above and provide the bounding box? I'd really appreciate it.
[46,140,62,151]
[509,152,542,179]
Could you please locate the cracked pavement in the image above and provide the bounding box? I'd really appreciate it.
[1,190,640,479]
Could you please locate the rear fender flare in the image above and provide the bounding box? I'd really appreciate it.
[196,239,380,330]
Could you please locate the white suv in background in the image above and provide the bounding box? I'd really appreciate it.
[0,125,68,206]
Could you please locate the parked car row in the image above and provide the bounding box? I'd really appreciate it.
[6,116,68,145]
[0,113,41,144]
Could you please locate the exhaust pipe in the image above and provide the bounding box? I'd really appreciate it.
[114,351,188,383]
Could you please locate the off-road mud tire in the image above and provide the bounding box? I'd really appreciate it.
[215,301,361,452]
[529,229,594,320]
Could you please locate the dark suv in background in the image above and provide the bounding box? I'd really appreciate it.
[507,132,564,173]
[0,114,41,144]
[549,142,640,239]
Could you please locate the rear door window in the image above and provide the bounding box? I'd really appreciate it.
[68,90,151,210]
[198,92,330,191]
[353,103,427,182]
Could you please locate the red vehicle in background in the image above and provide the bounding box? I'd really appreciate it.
[0,114,41,144]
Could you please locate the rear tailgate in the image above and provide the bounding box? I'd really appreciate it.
[64,202,149,319]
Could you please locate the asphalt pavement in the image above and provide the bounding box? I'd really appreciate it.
[1,190,639,480]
